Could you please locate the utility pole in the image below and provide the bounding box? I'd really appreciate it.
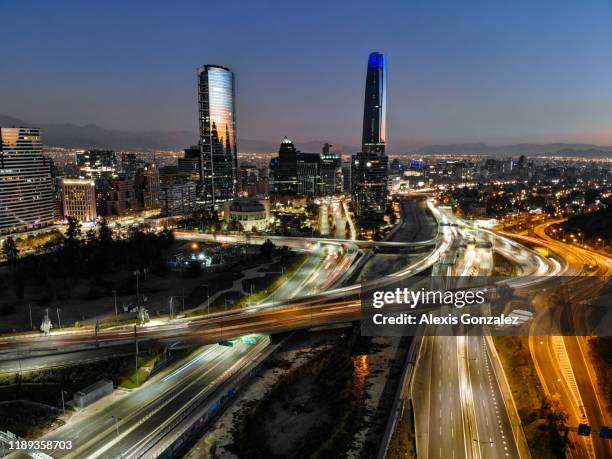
[113,290,118,319]
[135,271,140,306]
[182,288,185,313]
[134,325,139,386]
[28,304,32,330]
[60,388,66,415]
[56,308,62,329]
[202,284,210,315]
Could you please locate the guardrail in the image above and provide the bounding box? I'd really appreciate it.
[141,337,280,459]
[377,335,422,459]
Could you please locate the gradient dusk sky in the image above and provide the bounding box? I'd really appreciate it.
[1,0,611,149]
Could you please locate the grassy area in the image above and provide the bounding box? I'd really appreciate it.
[492,252,518,276]
[236,253,308,307]
[117,353,160,389]
[586,336,612,415]
[492,336,568,458]
[386,399,416,459]
[186,253,308,317]
[0,400,64,438]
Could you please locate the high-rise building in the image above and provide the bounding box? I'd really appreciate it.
[61,178,97,222]
[178,146,201,182]
[352,52,389,220]
[77,150,118,179]
[198,64,238,206]
[362,52,387,154]
[134,165,160,210]
[319,143,343,195]
[297,153,320,196]
[160,182,197,216]
[271,137,299,195]
[0,127,55,234]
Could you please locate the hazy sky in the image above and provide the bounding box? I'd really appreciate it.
[2,0,611,149]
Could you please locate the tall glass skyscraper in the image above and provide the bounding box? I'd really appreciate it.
[198,65,238,206]
[352,52,389,221]
[362,52,387,154]
[0,127,55,234]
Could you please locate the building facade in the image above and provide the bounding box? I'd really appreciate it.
[319,143,343,195]
[0,127,55,234]
[61,178,97,222]
[77,150,118,179]
[271,137,299,195]
[296,153,319,196]
[134,165,160,210]
[224,197,270,232]
[352,52,389,220]
[198,64,238,206]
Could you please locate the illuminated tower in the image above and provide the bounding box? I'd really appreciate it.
[362,52,387,154]
[198,65,238,206]
[352,52,389,220]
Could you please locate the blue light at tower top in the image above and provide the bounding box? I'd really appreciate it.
[368,52,385,69]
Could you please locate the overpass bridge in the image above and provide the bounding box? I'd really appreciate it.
[174,231,439,250]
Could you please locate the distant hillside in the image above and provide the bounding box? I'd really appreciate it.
[0,115,197,150]
[1,115,610,157]
[412,142,612,158]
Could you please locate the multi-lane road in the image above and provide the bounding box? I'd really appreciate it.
[504,222,612,458]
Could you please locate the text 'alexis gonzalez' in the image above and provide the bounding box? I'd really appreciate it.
[371,288,486,309]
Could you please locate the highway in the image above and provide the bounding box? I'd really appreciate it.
[4,205,365,458]
[412,206,557,459]
[0,199,444,357]
[5,198,604,459]
[34,338,269,459]
[505,223,612,458]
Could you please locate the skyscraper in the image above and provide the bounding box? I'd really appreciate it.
[352,52,389,220]
[61,178,97,222]
[0,127,55,234]
[319,143,343,195]
[362,52,387,154]
[271,137,299,195]
[198,64,238,206]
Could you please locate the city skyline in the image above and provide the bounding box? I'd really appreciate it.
[1,0,611,149]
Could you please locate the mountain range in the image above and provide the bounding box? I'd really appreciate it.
[1,115,611,158]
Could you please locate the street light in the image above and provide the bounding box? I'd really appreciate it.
[112,290,118,319]
[111,416,122,436]
[202,284,210,315]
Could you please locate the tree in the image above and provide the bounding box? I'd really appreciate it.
[85,228,98,246]
[2,237,19,267]
[65,216,82,248]
[260,239,275,258]
[98,218,113,245]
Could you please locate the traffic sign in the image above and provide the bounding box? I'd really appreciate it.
[577,424,591,436]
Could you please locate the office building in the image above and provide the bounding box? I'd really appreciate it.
[271,137,299,195]
[297,153,320,196]
[0,127,55,234]
[319,143,343,195]
[178,146,201,182]
[352,52,389,219]
[160,181,197,216]
[77,150,118,179]
[61,178,97,222]
[197,64,238,206]
[134,165,160,210]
